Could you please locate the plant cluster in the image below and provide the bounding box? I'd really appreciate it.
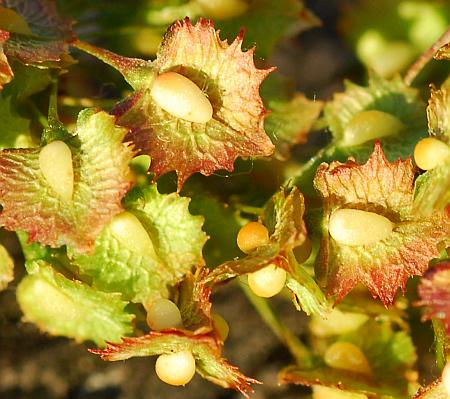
[0,1,449,398]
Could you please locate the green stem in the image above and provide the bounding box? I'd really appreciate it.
[404,25,450,86]
[239,279,312,367]
[432,318,448,372]
[27,101,49,129]
[48,77,59,124]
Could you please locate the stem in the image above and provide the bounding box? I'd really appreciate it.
[404,26,450,86]
[59,96,117,109]
[239,279,312,366]
[72,39,151,89]
[27,101,49,129]
[48,78,59,124]
[432,318,448,372]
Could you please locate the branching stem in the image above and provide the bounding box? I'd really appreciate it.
[240,279,312,367]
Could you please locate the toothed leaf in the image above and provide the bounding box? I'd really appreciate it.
[91,331,260,397]
[414,161,450,216]
[0,0,74,66]
[280,319,417,398]
[0,109,134,253]
[17,260,134,346]
[78,18,275,189]
[314,142,450,306]
[70,183,207,304]
[208,187,329,316]
[325,75,427,160]
[0,242,13,290]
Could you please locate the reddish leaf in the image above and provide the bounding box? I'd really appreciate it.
[314,142,450,306]
[114,17,275,188]
[0,30,12,88]
[417,261,450,333]
[91,331,260,397]
[0,109,134,253]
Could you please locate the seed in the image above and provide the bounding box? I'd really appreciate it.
[155,350,196,386]
[236,222,270,254]
[342,110,404,146]
[146,298,183,331]
[442,362,450,396]
[324,341,372,376]
[196,0,248,19]
[328,208,393,246]
[414,137,450,170]
[151,71,213,124]
[212,312,229,341]
[248,264,287,298]
[109,211,156,258]
[39,140,74,201]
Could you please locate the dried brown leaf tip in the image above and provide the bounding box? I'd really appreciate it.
[314,142,450,306]
[115,17,275,189]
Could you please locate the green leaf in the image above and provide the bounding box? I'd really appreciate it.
[0,109,134,253]
[0,242,13,291]
[71,183,207,304]
[414,160,450,216]
[0,95,31,148]
[208,186,307,283]
[124,183,207,280]
[314,142,450,306]
[16,260,134,346]
[280,319,417,398]
[0,0,75,67]
[76,18,275,189]
[207,186,329,316]
[285,252,330,317]
[325,74,427,161]
[91,331,260,396]
[264,92,323,160]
